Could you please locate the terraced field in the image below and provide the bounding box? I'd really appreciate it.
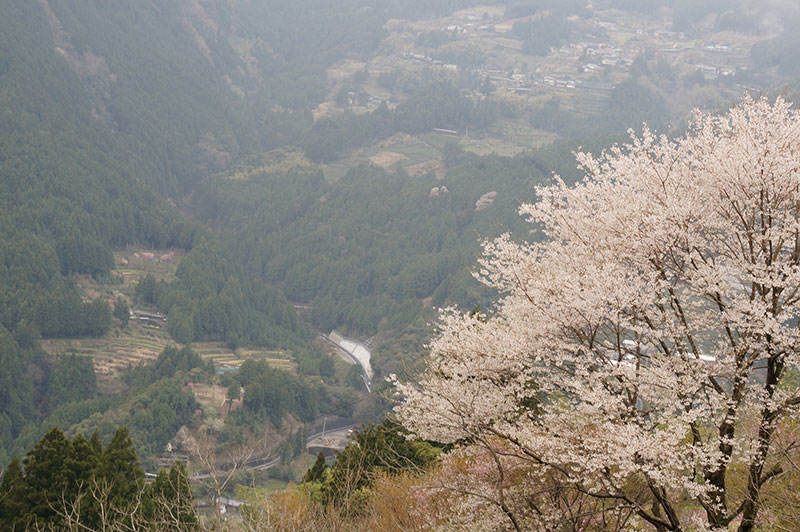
[459,119,558,156]
[43,242,310,400]
[193,343,296,373]
[113,248,185,288]
[44,326,298,393]
[321,134,443,182]
[42,321,173,390]
[48,247,297,390]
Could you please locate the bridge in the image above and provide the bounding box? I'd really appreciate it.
[149,421,360,482]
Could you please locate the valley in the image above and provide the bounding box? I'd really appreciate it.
[3,0,800,529]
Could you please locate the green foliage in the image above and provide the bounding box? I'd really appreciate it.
[9,346,204,460]
[0,0,493,482]
[670,0,731,33]
[530,97,575,134]
[345,364,365,391]
[56,297,111,339]
[5,346,205,469]
[47,353,98,408]
[416,30,454,50]
[238,360,318,427]
[716,8,765,34]
[395,81,490,134]
[504,0,586,18]
[431,40,487,68]
[513,14,573,56]
[303,82,497,162]
[319,355,336,382]
[79,378,198,457]
[752,25,800,78]
[0,0,424,350]
[682,68,706,89]
[0,427,198,531]
[11,321,41,352]
[96,427,144,510]
[151,346,209,382]
[0,325,35,468]
[17,427,72,529]
[2,0,721,491]
[307,419,441,508]
[0,0,197,339]
[125,345,213,391]
[113,297,130,327]
[195,140,581,393]
[203,153,546,341]
[293,427,306,457]
[304,451,328,483]
[155,235,308,349]
[600,77,670,134]
[136,274,157,305]
[145,462,198,531]
[304,106,394,162]
[226,383,241,403]
[0,458,23,527]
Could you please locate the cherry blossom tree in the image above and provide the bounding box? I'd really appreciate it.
[395,96,800,532]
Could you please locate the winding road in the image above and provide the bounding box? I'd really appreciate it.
[185,423,358,480]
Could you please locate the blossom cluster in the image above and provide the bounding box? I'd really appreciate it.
[396,96,800,531]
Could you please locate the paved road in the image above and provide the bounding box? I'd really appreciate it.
[320,333,373,392]
[305,425,355,451]
[187,424,358,480]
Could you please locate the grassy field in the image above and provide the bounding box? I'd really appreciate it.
[323,117,557,182]
[457,119,557,156]
[322,133,443,182]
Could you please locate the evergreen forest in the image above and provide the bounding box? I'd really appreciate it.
[3,0,800,529]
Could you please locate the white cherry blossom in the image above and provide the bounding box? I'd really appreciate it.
[396,96,800,532]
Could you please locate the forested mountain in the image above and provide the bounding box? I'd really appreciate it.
[4,0,800,527]
[0,0,486,467]
[195,144,579,360]
[0,0,481,342]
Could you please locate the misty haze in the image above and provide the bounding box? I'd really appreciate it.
[2,0,800,530]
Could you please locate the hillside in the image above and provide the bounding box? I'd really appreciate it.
[3,0,800,522]
[0,0,487,469]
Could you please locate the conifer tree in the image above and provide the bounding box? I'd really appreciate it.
[304,452,327,483]
[0,427,196,531]
[113,297,130,327]
[19,427,71,529]
[96,427,144,510]
[147,462,198,531]
[65,433,101,529]
[89,431,102,455]
[0,458,24,531]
